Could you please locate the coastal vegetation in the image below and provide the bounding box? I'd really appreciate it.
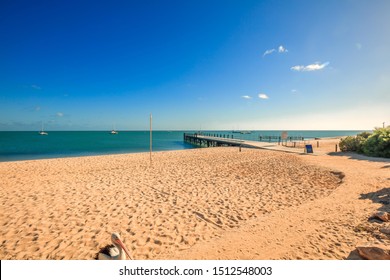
[339,127,390,158]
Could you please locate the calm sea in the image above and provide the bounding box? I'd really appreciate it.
[0,130,366,162]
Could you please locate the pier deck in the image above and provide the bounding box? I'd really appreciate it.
[184,133,312,155]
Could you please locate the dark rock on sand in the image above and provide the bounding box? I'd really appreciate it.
[356,247,390,260]
[370,211,390,222]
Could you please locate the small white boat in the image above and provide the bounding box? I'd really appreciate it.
[232,130,251,134]
[110,124,118,134]
[39,122,48,135]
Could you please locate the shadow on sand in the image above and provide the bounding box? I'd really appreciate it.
[327,151,390,164]
[359,187,390,213]
[345,188,390,259]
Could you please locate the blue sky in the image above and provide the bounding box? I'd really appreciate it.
[1,0,389,131]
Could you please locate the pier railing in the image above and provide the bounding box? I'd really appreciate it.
[184,133,244,147]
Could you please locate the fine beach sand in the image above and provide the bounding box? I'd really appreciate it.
[0,139,389,260]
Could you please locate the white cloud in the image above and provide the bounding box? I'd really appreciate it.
[258,93,269,99]
[305,62,329,71]
[263,45,288,57]
[291,62,329,71]
[241,95,252,99]
[291,65,304,71]
[278,45,288,53]
[263,49,275,57]
[56,112,64,117]
[291,89,298,93]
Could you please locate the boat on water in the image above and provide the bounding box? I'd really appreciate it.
[110,124,118,134]
[232,130,252,134]
[39,122,48,135]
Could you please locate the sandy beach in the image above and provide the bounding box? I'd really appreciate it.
[0,139,389,260]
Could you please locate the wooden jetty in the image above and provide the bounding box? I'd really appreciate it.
[184,133,245,148]
[183,133,311,155]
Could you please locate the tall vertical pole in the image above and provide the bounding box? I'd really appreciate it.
[150,113,152,166]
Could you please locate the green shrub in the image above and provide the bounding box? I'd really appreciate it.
[362,127,390,158]
[339,127,390,158]
[355,131,371,152]
[339,136,361,152]
[357,132,371,139]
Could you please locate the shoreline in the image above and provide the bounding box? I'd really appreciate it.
[0,148,196,163]
[0,130,367,163]
[1,141,389,260]
[0,136,348,163]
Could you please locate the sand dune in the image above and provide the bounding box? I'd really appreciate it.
[0,142,389,260]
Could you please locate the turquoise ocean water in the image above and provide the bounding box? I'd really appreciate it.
[0,130,367,162]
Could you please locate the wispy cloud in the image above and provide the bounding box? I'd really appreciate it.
[291,89,298,94]
[291,65,304,71]
[241,95,252,99]
[356,43,362,50]
[56,112,64,117]
[291,62,329,72]
[24,105,42,112]
[263,49,275,57]
[31,85,41,90]
[258,93,269,99]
